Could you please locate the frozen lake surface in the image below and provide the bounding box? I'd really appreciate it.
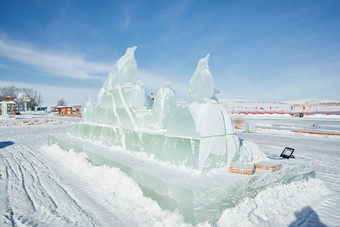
[0,113,339,226]
[233,114,340,226]
[239,114,340,135]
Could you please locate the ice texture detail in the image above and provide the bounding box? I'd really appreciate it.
[189,54,214,103]
[1,101,8,117]
[50,46,314,225]
[81,96,94,122]
[152,82,176,130]
[72,47,266,171]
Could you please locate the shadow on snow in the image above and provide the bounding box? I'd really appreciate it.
[289,206,327,227]
[0,141,14,149]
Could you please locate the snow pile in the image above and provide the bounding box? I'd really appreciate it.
[217,178,331,226]
[0,118,72,126]
[306,114,340,119]
[43,144,332,226]
[43,144,189,226]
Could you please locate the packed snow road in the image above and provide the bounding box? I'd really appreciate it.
[0,121,122,226]
[0,116,186,226]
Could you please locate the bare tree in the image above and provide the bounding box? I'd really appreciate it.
[4,86,16,96]
[0,86,16,100]
[57,98,66,106]
[18,88,43,107]
[36,93,43,106]
[0,86,44,108]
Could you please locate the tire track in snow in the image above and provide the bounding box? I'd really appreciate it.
[6,154,38,225]
[6,145,56,225]
[0,139,97,226]
[0,133,124,227]
[16,161,37,212]
[26,143,123,226]
[19,144,98,225]
[0,164,15,226]
[32,145,128,226]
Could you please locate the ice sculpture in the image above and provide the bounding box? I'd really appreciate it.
[70,48,251,171]
[81,96,94,122]
[1,101,8,117]
[152,82,176,130]
[49,47,314,224]
[189,54,214,103]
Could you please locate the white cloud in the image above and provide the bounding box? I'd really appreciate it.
[0,71,190,105]
[0,37,190,103]
[0,80,99,105]
[0,38,113,80]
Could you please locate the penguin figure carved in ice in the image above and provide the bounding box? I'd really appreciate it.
[98,46,137,102]
[115,46,137,84]
[189,54,214,103]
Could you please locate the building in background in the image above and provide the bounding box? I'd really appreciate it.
[15,93,31,111]
[0,96,22,115]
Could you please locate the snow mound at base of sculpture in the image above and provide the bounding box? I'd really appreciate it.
[49,134,314,224]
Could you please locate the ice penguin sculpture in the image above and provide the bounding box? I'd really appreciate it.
[102,46,137,89]
[94,46,146,129]
[166,54,242,169]
[189,54,214,103]
[185,54,267,167]
[97,46,141,105]
[73,47,265,170]
[152,82,176,130]
[51,47,313,224]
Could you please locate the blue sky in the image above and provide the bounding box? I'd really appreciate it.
[0,0,339,105]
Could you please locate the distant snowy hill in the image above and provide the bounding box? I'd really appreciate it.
[284,98,340,105]
[217,98,340,114]
[218,98,340,106]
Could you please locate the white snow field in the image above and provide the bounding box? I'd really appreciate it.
[0,113,339,226]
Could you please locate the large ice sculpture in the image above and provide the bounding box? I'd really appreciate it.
[49,47,314,224]
[69,47,250,171]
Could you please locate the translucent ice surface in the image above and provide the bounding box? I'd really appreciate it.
[189,54,214,103]
[68,47,267,170]
[152,82,176,130]
[1,101,8,117]
[81,96,94,122]
[48,46,314,224]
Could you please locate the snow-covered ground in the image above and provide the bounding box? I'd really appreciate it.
[0,113,339,226]
[226,114,340,226]
[219,98,340,115]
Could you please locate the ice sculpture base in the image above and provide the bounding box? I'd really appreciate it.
[48,134,315,224]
